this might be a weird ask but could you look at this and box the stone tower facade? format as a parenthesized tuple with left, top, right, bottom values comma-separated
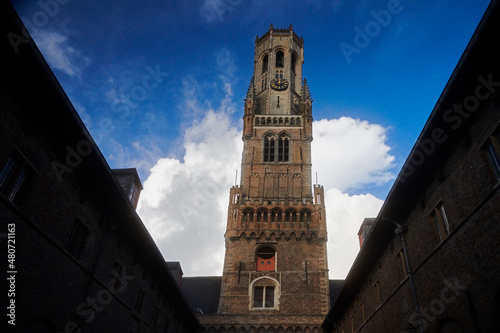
(198, 25, 330, 332)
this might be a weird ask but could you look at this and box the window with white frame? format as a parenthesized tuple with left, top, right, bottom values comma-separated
(251, 277, 278, 310)
(431, 203, 450, 242)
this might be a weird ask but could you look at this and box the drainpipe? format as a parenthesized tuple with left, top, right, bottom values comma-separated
(383, 218, 424, 333)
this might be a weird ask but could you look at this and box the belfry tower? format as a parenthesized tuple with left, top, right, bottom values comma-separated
(199, 25, 329, 332)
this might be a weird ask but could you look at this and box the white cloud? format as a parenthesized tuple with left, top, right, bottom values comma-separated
(137, 50, 242, 275)
(33, 30, 91, 78)
(137, 114, 395, 278)
(107, 139, 164, 178)
(312, 117, 395, 192)
(325, 188, 383, 278)
(137, 107, 242, 276)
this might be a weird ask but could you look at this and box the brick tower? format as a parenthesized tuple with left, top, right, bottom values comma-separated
(199, 25, 330, 332)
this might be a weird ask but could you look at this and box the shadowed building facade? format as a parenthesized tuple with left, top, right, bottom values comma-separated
(322, 1, 500, 332)
(0, 1, 200, 332)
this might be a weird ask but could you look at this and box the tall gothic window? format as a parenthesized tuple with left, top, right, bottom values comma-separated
(276, 50, 284, 68)
(278, 135, 289, 162)
(291, 53, 297, 73)
(264, 135, 275, 162)
(262, 54, 268, 74)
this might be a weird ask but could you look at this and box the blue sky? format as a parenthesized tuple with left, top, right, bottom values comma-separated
(11, 0, 492, 277)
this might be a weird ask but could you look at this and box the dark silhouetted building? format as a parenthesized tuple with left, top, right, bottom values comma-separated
(323, 1, 500, 332)
(0, 1, 200, 332)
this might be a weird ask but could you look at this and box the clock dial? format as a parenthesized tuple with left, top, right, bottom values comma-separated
(270, 78, 289, 91)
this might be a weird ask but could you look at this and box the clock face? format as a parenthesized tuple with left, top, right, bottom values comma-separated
(270, 78, 289, 91)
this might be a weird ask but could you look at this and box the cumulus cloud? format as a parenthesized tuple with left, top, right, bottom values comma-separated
(312, 117, 395, 192)
(325, 188, 383, 278)
(33, 30, 91, 78)
(137, 49, 242, 275)
(107, 139, 164, 178)
(137, 107, 242, 276)
(137, 114, 395, 278)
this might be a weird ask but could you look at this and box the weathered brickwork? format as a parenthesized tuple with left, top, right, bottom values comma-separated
(198, 25, 330, 331)
(323, 2, 500, 332)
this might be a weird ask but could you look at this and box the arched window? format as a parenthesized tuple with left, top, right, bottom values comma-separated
(278, 135, 289, 162)
(300, 209, 311, 222)
(276, 50, 284, 68)
(262, 55, 268, 74)
(255, 118, 260, 125)
(256, 208, 268, 222)
(291, 53, 297, 73)
(284, 209, 296, 222)
(256, 247, 276, 271)
(251, 277, 278, 310)
(242, 208, 255, 223)
(264, 135, 275, 163)
(270, 208, 282, 222)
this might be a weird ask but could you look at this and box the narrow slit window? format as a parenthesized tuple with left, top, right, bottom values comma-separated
(486, 133, 500, 179)
(398, 250, 408, 279)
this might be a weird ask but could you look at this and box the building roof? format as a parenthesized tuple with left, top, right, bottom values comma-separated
(181, 277, 222, 314)
(180, 276, 344, 315)
(329, 280, 344, 306)
(357, 218, 375, 236)
(323, 0, 500, 330)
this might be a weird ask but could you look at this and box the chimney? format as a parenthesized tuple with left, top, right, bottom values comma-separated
(358, 218, 376, 248)
(112, 168, 143, 209)
(166, 262, 183, 286)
